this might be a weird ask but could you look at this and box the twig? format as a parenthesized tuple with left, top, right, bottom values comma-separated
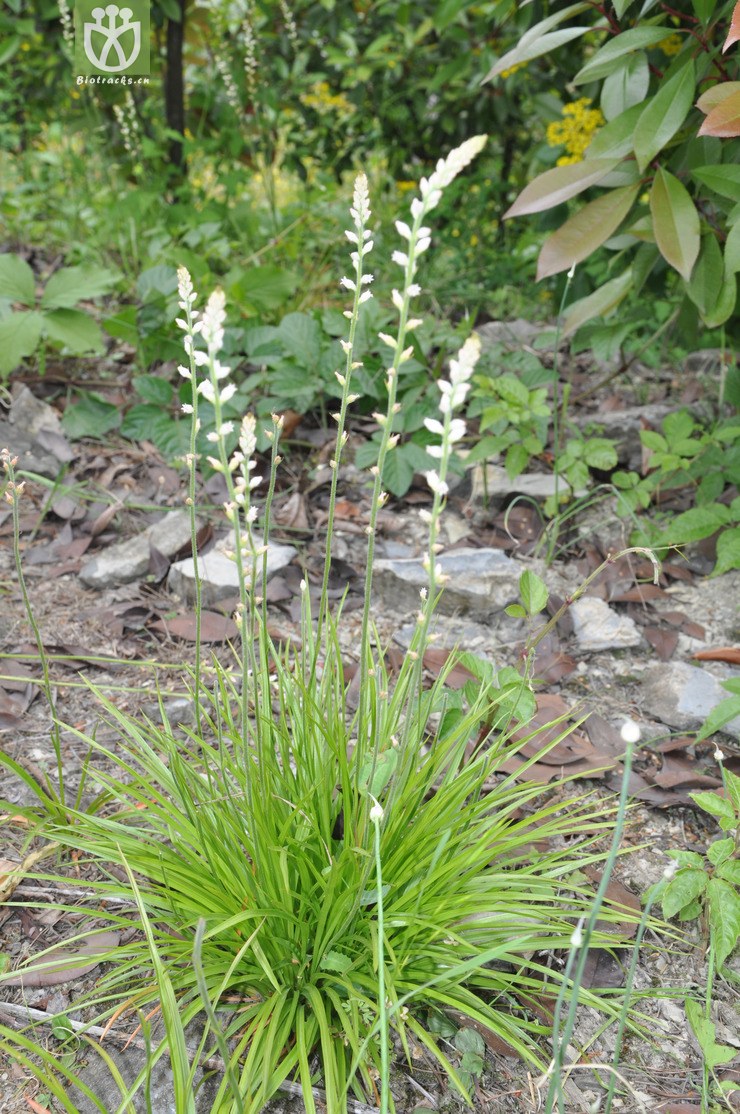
(0, 1001, 380, 1113)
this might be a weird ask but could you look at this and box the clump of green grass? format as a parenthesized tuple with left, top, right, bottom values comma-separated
(1, 139, 654, 1113)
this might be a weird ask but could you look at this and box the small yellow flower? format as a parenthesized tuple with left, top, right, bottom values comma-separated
(500, 60, 526, 79)
(21, 41, 30, 51)
(546, 97, 604, 164)
(658, 33, 682, 56)
(396, 180, 416, 193)
(469, 233, 479, 247)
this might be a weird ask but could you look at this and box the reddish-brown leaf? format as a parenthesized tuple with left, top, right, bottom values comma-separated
(149, 611, 238, 643)
(694, 646, 740, 665)
(644, 626, 679, 660)
(724, 4, 740, 52)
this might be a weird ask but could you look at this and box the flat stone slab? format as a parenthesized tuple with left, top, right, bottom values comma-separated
(168, 536, 297, 607)
(477, 318, 547, 350)
(571, 596, 642, 652)
(80, 511, 198, 589)
(373, 547, 520, 619)
(641, 661, 740, 737)
(469, 463, 587, 504)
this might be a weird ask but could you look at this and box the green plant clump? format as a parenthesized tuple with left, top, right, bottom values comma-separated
(1, 141, 654, 1113)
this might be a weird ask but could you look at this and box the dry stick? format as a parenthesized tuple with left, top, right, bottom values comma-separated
(0, 1001, 380, 1114)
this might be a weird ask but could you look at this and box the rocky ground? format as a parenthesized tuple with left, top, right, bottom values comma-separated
(0, 337, 739, 1112)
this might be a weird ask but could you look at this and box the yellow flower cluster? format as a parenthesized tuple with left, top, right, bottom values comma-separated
(546, 97, 604, 166)
(299, 81, 352, 116)
(658, 33, 682, 56)
(500, 60, 527, 79)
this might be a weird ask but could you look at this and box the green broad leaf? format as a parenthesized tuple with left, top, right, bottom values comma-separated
(0, 254, 36, 306)
(695, 692, 740, 743)
(650, 167, 700, 282)
(319, 950, 353, 974)
(660, 503, 732, 546)
(433, 0, 473, 31)
(454, 1027, 486, 1056)
(662, 868, 708, 919)
(41, 265, 119, 310)
(727, 770, 740, 813)
(228, 265, 298, 313)
(703, 274, 737, 329)
(707, 839, 735, 867)
(518, 569, 548, 616)
(121, 405, 190, 458)
(718, 861, 740, 885)
(103, 305, 138, 345)
(496, 375, 530, 407)
(0, 310, 44, 374)
(699, 89, 740, 138)
(707, 878, 740, 966)
(485, 26, 591, 82)
(691, 0, 716, 25)
(277, 312, 322, 366)
(505, 442, 530, 480)
(686, 233, 725, 317)
(505, 604, 527, 618)
(586, 104, 643, 160)
(536, 185, 639, 281)
(640, 429, 667, 451)
(677, 898, 703, 921)
(381, 443, 416, 497)
(562, 271, 633, 337)
(725, 221, 740, 276)
(601, 52, 650, 121)
(504, 159, 620, 219)
(662, 410, 695, 441)
(583, 437, 618, 470)
(692, 164, 740, 202)
(358, 748, 398, 799)
(689, 791, 736, 827)
(43, 308, 104, 355)
(574, 27, 671, 85)
(132, 374, 174, 406)
(633, 58, 696, 172)
(686, 997, 737, 1067)
(0, 35, 20, 66)
(136, 264, 178, 303)
(613, 0, 636, 15)
(61, 393, 121, 441)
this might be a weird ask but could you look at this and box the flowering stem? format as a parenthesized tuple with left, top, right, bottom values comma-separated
(370, 803, 390, 1114)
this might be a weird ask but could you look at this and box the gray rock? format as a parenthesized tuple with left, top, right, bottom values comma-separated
(641, 661, 740, 737)
(9, 383, 63, 436)
(393, 615, 494, 652)
(373, 547, 520, 619)
(168, 536, 297, 607)
(80, 511, 197, 589)
(477, 318, 548, 350)
(468, 463, 587, 504)
(571, 596, 642, 652)
(0, 417, 66, 478)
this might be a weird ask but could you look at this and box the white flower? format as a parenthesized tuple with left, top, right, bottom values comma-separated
(424, 417, 444, 435)
(369, 797, 384, 823)
(341, 276, 356, 291)
(395, 220, 412, 240)
(198, 380, 216, 403)
(352, 171, 371, 226)
(408, 283, 421, 297)
(392, 250, 408, 267)
(714, 745, 725, 762)
(358, 290, 373, 304)
(620, 719, 641, 744)
(426, 135, 487, 194)
(391, 289, 404, 311)
(426, 471, 448, 496)
(220, 383, 237, 403)
(448, 418, 467, 443)
(201, 289, 227, 352)
(570, 921, 584, 948)
(378, 333, 397, 349)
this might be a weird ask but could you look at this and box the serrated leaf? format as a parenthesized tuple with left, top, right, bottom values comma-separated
(662, 868, 708, 919)
(707, 838, 734, 866)
(43, 308, 104, 355)
(454, 1027, 486, 1056)
(650, 167, 700, 282)
(686, 997, 737, 1066)
(519, 569, 548, 616)
(718, 860, 740, 885)
(536, 185, 639, 281)
(713, 525, 740, 574)
(41, 265, 119, 310)
(699, 88, 740, 137)
(319, 950, 353, 974)
(504, 159, 620, 219)
(583, 437, 618, 470)
(707, 878, 740, 966)
(0, 254, 36, 306)
(633, 59, 696, 172)
(692, 163, 740, 202)
(133, 374, 174, 405)
(724, 3, 740, 52)
(381, 443, 417, 497)
(0, 310, 44, 374)
(690, 791, 736, 825)
(61, 393, 121, 441)
(562, 271, 633, 338)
